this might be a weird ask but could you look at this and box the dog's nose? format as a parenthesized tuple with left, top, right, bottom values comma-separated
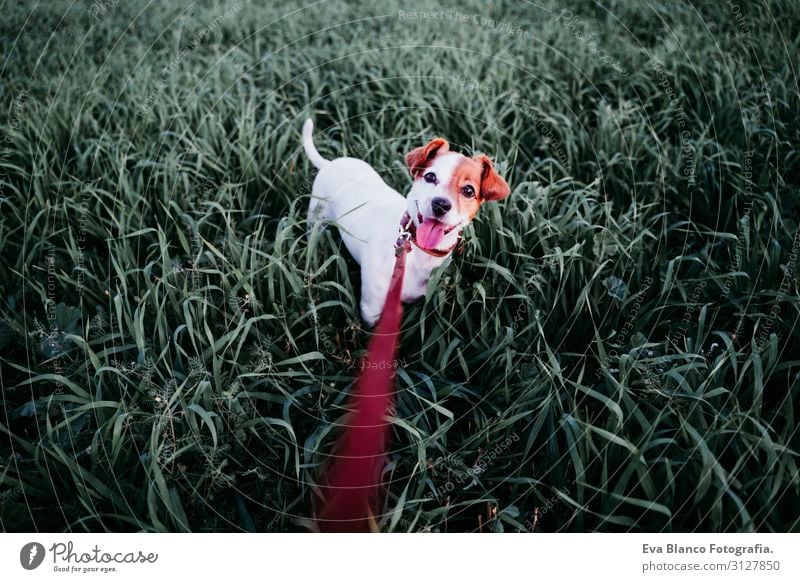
(431, 197, 451, 217)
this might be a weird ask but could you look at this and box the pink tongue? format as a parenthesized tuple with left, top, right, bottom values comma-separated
(416, 219, 446, 250)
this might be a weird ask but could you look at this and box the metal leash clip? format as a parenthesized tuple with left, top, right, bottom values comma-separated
(395, 231, 411, 256)
(395, 214, 412, 255)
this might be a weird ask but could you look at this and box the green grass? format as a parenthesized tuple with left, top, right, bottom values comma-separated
(1, 0, 799, 532)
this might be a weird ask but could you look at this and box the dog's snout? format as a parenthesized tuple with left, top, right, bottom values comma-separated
(431, 197, 451, 217)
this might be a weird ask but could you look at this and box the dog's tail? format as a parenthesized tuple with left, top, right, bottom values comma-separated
(302, 118, 328, 170)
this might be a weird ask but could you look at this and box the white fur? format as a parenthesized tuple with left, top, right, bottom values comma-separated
(303, 120, 466, 326)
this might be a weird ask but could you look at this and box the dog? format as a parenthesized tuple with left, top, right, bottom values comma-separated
(302, 119, 510, 326)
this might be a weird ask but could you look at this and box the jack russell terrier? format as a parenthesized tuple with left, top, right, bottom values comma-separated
(302, 119, 510, 326)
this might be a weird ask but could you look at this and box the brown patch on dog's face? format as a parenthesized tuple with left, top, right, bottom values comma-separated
(405, 138, 449, 178)
(445, 155, 511, 220)
(448, 157, 484, 221)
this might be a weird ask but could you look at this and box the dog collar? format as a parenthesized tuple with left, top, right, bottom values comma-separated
(400, 212, 462, 258)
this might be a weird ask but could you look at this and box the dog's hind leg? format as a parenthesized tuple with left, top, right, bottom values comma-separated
(307, 179, 331, 234)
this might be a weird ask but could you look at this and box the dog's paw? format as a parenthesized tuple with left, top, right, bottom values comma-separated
(360, 313, 379, 328)
(359, 304, 381, 328)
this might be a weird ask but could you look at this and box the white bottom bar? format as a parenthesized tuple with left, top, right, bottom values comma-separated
(1, 533, 798, 581)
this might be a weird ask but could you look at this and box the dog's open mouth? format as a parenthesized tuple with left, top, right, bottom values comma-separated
(415, 212, 458, 250)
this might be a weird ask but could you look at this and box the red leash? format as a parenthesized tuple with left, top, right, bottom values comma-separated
(315, 227, 413, 532)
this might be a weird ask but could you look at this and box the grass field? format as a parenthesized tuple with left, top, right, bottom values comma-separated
(1, 0, 799, 533)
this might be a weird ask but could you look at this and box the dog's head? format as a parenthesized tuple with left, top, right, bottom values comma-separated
(404, 138, 510, 252)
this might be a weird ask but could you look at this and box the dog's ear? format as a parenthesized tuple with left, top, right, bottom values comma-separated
(406, 138, 449, 178)
(474, 154, 511, 201)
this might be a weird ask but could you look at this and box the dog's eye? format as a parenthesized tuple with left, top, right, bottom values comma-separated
(461, 185, 476, 198)
(423, 172, 437, 184)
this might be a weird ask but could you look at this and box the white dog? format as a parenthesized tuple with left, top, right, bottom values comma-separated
(302, 119, 510, 326)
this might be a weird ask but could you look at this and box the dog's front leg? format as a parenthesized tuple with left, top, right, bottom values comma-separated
(359, 261, 393, 327)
